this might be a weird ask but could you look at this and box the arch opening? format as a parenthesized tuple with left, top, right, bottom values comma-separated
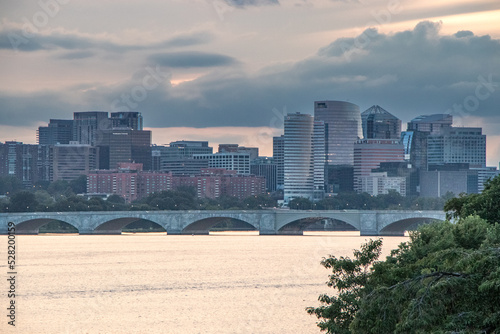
(16, 219, 79, 235)
(122, 220, 166, 233)
(279, 217, 358, 235)
(380, 218, 444, 236)
(94, 217, 163, 235)
(183, 217, 257, 235)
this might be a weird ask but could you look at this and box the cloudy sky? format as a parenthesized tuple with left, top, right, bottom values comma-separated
(1, 0, 499, 164)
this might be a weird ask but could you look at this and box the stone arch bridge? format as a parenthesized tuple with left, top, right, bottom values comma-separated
(0, 210, 446, 236)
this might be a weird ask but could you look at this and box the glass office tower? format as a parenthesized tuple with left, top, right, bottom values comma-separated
(314, 101, 362, 166)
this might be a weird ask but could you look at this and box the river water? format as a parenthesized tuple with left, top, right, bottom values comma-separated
(1, 233, 407, 334)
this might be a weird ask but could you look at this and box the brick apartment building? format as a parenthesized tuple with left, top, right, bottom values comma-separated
(87, 164, 265, 203)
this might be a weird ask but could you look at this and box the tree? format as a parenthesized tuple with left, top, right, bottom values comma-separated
(306, 239, 383, 334)
(0, 176, 23, 195)
(445, 174, 500, 224)
(106, 194, 128, 211)
(34, 190, 55, 211)
(307, 216, 500, 333)
(9, 191, 38, 212)
(69, 175, 87, 194)
(289, 197, 313, 210)
(47, 180, 73, 198)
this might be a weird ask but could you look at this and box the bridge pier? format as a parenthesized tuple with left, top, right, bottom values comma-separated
(181, 230, 209, 235)
(259, 230, 277, 235)
(359, 212, 378, 236)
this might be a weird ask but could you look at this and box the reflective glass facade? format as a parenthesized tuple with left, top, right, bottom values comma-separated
(283, 113, 315, 202)
(314, 101, 362, 166)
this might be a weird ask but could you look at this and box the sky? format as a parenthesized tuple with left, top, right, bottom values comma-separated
(0, 0, 499, 165)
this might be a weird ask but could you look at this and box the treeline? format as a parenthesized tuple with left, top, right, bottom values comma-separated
(0, 175, 450, 213)
(289, 191, 451, 211)
(0, 175, 279, 212)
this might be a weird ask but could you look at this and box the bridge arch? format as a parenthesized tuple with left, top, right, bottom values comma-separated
(122, 220, 166, 233)
(182, 216, 258, 235)
(94, 217, 165, 234)
(279, 216, 358, 235)
(380, 217, 445, 236)
(15, 218, 79, 234)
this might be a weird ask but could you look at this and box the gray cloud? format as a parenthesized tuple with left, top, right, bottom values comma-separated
(149, 52, 237, 68)
(58, 51, 96, 60)
(1, 22, 499, 138)
(0, 29, 213, 53)
(224, 0, 279, 7)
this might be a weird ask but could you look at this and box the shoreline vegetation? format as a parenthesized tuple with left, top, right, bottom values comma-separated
(307, 175, 500, 333)
(1, 175, 449, 215)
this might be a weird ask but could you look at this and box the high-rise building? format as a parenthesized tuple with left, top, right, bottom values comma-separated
(283, 113, 325, 202)
(110, 112, 143, 130)
(427, 127, 486, 168)
(372, 162, 419, 196)
(407, 114, 453, 134)
(313, 121, 326, 200)
(273, 135, 285, 190)
(37, 119, 74, 145)
(0, 142, 39, 188)
(37, 145, 51, 183)
(471, 167, 500, 193)
(326, 165, 354, 194)
(284, 113, 314, 202)
(73, 111, 111, 146)
(152, 141, 213, 175)
(170, 141, 213, 155)
(420, 169, 479, 197)
(219, 144, 259, 161)
(171, 168, 265, 200)
(51, 144, 99, 181)
(87, 163, 173, 203)
(361, 105, 401, 139)
(353, 139, 405, 192)
(97, 129, 152, 170)
(402, 114, 453, 171)
(193, 153, 251, 175)
(314, 100, 362, 166)
(251, 157, 277, 192)
(359, 172, 407, 197)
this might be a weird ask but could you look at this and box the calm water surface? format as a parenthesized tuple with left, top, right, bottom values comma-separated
(1, 233, 407, 334)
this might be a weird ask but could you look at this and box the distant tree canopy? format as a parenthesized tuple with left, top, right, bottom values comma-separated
(0, 176, 23, 195)
(290, 191, 448, 211)
(1, 175, 461, 213)
(307, 215, 500, 333)
(0, 186, 280, 213)
(444, 174, 500, 224)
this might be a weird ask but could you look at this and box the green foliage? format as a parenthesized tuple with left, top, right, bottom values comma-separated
(315, 191, 446, 211)
(47, 180, 74, 197)
(34, 190, 55, 210)
(289, 197, 314, 210)
(445, 175, 500, 224)
(69, 175, 87, 194)
(0, 176, 23, 195)
(306, 239, 383, 334)
(9, 191, 38, 212)
(308, 216, 500, 334)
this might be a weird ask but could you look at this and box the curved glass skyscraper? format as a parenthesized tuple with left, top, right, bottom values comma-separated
(283, 113, 325, 203)
(314, 101, 362, 166)
(284, 113, 314, 202)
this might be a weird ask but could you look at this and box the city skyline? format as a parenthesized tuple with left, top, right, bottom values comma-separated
(1, 1, 499, 165)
